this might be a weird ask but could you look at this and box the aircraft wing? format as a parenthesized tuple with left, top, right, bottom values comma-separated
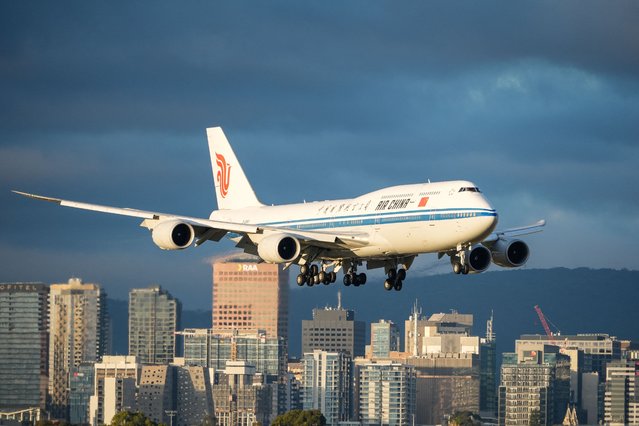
(483, 219, 546, 242)
(12, 190, 368, 249)
(12, 190, 258, 236)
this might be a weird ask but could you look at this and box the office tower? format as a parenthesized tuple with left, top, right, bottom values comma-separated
(480, 312, 497, 417)
(370, 319, 400, 359)
(498, 346, 570, 426)
(48, 278, 109, 420)
(212, 254, 289, 340)
(89, 356, 141, 426)
(212, 361, 272, 426)
(402, 308, 482, 425)
(129, 285, 181, 365)
(354, 360, 416, 426)
(301, 292, 365, 357)
(137, 365, 176, 425)
(69, 363, 95, 425)
(407, 354, 480, 425)
(302, 350, 352, 425)
(604, 360, 639, 425)
(183, 329, 287, 380)
(405, 307, 473, 356)
(0, 282, 49, 418)
(176, 366, 214, 426)
(517, 333, 621, 379)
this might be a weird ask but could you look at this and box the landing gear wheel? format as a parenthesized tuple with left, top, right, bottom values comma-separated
(329, 272, 337, 283)
(462, 264, 470, 275)
(388, 268, 397, 280)
(358, 273, 367, 285)
(310, 264, 319, 276)
(300, 265, 309, 275)
(307, 280, 314, 287)
(384, 279, 394, 291)
(453, 262, 462, 274)
(343, 274, 352, 286)
(394, 280, 403, 291)
(313, 274, 321, 285)
(318, 271, 326, 283)
(296, 274, 306, 286)
(397, 269, 406, 281)
(353, 274, 361, 287)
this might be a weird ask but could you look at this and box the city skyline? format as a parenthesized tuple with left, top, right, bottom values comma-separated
(1, 2, 638, 306)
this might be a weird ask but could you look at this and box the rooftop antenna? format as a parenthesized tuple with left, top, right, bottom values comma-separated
(486, 310, 495, 342)
(337, 289, 342, 310)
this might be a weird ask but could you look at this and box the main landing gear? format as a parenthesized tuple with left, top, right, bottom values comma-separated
(296, 264, 337, 287)
(343, 267, 367, 287)
(383, 268, 407, 291)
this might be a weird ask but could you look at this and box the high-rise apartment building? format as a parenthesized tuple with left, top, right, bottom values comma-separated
(212, 361, 272, 426)
(137, 365, 176, 425)
(0, 283, 49, 417)
(498, 346, 571, 426)
(212, 254, 288, 340)
(129, 285, 181, 365)
(48, 278, 109, 420)
(302, 350, 352, 425)
(89, 355, 141, 426)
(69, 363, 95, 425)
(301, 293, 365, 357)
(604, 360, 639, 425)
(370, 319, 400, 359)
(355, 360, 416, 426)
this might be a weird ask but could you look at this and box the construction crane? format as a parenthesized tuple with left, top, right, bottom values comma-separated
(533, 305, 559, 342)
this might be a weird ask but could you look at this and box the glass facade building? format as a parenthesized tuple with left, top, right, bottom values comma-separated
(129, 286, 181, 365)
(370, 319, 400, 359)
(0, 282, 49, 412)
(183, 329, 287, 380)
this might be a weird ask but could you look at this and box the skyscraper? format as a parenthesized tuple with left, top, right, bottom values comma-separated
(302, 350, 352, 425)
(129, 285, 181, 365)
(480, 312, 497, 417)
(370, 319, 400, 359)
(0, 282, 49, 417)
(301, 292, 365, 357)
(212, 254, 288, 340)
(498, 346, 570, 426)
(137, 365, 176, 425)
(48, 278, 109, 420)
(354, 360, 416, 426)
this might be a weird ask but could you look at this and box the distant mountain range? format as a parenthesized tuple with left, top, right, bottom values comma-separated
(108, 267, 639, 360)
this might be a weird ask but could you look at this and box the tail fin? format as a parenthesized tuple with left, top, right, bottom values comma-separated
(206, 127, 264, 210)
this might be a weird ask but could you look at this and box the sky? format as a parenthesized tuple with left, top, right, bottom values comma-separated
(1, 2, 638, 309)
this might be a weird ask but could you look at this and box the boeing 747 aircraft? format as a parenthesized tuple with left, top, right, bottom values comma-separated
(14, 127, 544, 291)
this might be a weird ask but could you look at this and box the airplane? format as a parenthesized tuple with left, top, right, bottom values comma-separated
(13, 126, 545, 291)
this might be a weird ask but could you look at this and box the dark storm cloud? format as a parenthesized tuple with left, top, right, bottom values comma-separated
(1, 1, 638, 307)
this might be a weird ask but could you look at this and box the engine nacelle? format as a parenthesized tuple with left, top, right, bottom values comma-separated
(257, 234, 301, 263)
(466, 244, 492, 273)
(151, 220, 195, 250)
(488, 238, 529, 268)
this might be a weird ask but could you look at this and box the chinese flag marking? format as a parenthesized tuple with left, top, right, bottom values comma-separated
(418, 197, 429, 207)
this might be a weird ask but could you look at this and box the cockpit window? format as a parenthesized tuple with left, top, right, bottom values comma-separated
(459, 187, 481, 193)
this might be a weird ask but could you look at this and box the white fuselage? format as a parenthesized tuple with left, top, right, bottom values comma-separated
(210, 180, 498, 259)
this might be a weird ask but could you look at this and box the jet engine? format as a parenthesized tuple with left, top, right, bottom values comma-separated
(257, 234, 301, 263)
(487, 238, 529, 268)
(466, 244, 492, 273)
(151, 220, 195, 250)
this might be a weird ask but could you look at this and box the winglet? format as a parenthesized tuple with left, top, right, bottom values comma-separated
(12, 190, 62, 204)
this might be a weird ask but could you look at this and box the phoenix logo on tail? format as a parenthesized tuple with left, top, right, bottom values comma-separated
(215, 152, 231, 198)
